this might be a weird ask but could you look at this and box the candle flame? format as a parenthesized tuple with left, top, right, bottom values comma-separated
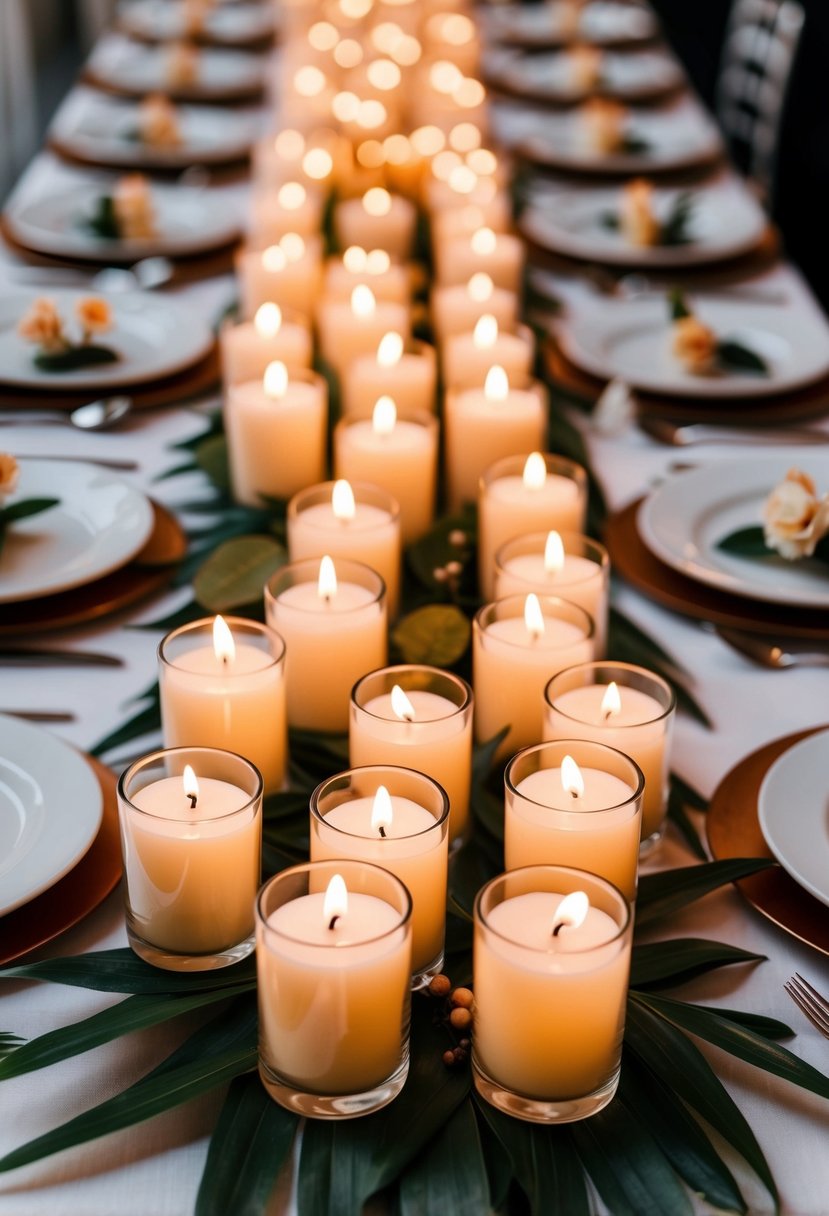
(343, 245, 367, 272)
(332, 479, 356, 521)
(544, 531, 565, 574)
(273, 129, 304, 159)
(371, 785, 394, 836)
(561, 754, 584, 799)
(351, 284, 376, 318)
(318, 554, 338, 601)
(602, 681, 621, 720)
(277, 181, 307, 211)
(324, 873, 348, 930)
(473, 313, 498, 350)
(522, 452, 547, 491)
(524, 593, 545, 640)
(365, 249, 391, 274)
(467, 271, 493, 302)
(303, 147, 333, 179)
(377, 331, 404, 368)
(254, 303, 282, 339)
(182, 764, 199, 807)
(363, 187, 392, 217)
(552, 891, 589, 937)
(449, 164, 478, 195)
(471, 227, 497, 256)
(262, 245, 287, 272)
(263, 361, 288, 399)
(391, 683, 415, 721)
(484, 364, 509, 403)
(372, 395, 397, 435)
(280, 232, 306, 262)
(213, 614, 235, 664)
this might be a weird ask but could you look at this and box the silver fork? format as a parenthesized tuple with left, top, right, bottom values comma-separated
(785, 974, 829, 1037)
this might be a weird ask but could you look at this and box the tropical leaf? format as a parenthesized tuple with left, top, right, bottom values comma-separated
(717, 341, 768, 376)
(0, 948, 255, 995)
(0, 1034, 22, 1059)
(0, 497, 60, 525)
(636, 858, 774, 926)
(196, 433, 231, 492)
(667, 771, 708, 859)
(476, 1103, 591, 1216)
(391, 604, 471, 667)
(629, 939, 765, 990)
(607, 607, 711, 727)
(716, 526, 771, 558)
(193, 535, 287, 612)
(399, 1099, 489, 1216)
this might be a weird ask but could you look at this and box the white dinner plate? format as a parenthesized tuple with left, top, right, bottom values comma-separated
(758, 730, 829, 908)
(485, 46, 682, 102)
(4, 181, 243, 261)
(50, 92, 259, 168)
(0, 715, 103, 915)
(557, 292, 829, 398)
(87, 38, 265, 100)
(120, 0, 274, 45)
(490, 95, 722, 174)
(638, 456, 829, 606)
(484, 1, 657, 48)
(520, 175, 767, 267)
(0, 289, 213, 390)
(0, 460, 155, 603)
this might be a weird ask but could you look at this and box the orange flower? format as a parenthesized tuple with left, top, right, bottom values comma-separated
(75, 296, 113, 337)
(17, 297, 66, 352)
(138, 94, 181, 147)
(0, 453, 19, 501)
(671, 314, 717, 374)
(620, 179, 660, 247)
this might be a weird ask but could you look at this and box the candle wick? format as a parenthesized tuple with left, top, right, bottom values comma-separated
(222, 656, 229, 668)
(403, 713, 414, 723)
(328, 915, 340, 931)
(552, 921, 565, 937)
(569, 788, 579, 800)
(188, 794, 197, 810)
(602, 708, 613, 722)
(378, 825, 387, 838)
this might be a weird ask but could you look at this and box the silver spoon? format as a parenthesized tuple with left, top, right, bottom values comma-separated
(11, 255, 175, 294)
(0, 395, 133, 431)
(640, 416, 829, 448)
(715, 626, 829, 669)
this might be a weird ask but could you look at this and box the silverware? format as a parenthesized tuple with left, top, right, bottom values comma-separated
(1, 710, 76, 722)
(0, 649, 123, 667)
(9, 454, 139, 471)
(715, 627, 829, 669)
(0, 395, 133, 432)
(616, 273, 788, 306)
(10, 255, 175, 294)
(785, 974, 829, 1038)
(640, 416, 829, 448)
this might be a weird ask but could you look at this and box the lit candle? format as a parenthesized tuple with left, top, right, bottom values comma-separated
(256, 861, 412, 1115)
(334, 187, 417, 259)
(317, 284, 411, 379)
(158, 617, 287, 793)
(350, 665, 474, 844)
(494, 531, 610, 655)
(505, 742, 643, 901)
(249, 180, 324, 244)
(324, 247, 411, 304)
(430, 195, 513, 245)
(236, 235, 324, 319)
(287, 479, 402, 616)
(441, 314, 535, 390)
(118, 748, 262, 967)
(220, 304, 313, 385)
(543, 663, 676, 851)
(473, 594, 594, 761)
(478, 453, 588, 600)
(444, 367, 548, 511)
(224, 362, 327, 506)
(435, 226, 525, 292)
(333, 398, 438, 542)
(472, 866, 633, 1122)
(431, 273, 519, 343)
(310, 767, 450, 982)
(342, 331, 438, 418)
(264, 556, 388, 732)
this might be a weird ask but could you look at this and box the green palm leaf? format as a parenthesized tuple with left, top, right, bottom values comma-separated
(630, 939, 765, 989)
(475, 1101, 590, 1216)
(636, 858, 774, 925)
(399, 1099, 489, 1216)
(0, 948, 255, 994)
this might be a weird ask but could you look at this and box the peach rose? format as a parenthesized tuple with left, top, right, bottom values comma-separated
(763, 469, 829, 559)
(0, 453, 19, 503)
(671, 314, 717, 374)
(17, 297, 66, 352)
(113, 174, 156, 240)
(620, 179, 660, 247)
(581, 98, 626, 154)
(165, 41, 199, 88)
(75, 296, 114, 340)
(568, 45, 602, 92)
(138, 94, 181, 147)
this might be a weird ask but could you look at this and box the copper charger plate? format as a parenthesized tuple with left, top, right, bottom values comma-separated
(604, 499, 829, 640)
(0, 500, 187, 636)
(707, 728, 829, 957)
(0, 755, 122, 965)
(81, 65, 264, 107)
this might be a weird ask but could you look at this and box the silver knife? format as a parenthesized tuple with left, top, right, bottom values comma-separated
(2, 710, 76, 722)
(0, 649, 124, 667)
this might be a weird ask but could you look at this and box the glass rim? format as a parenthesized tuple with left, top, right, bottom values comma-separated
(287, 479, 401, 525)
(474, 864, 631, 952)
(480, 451, 588, 492)
(351, 664, 473, 720)
(474, 593, 595, 648)
(494, 529, 609, 578)
(543, 660, 677, 724)
(256, 859, 413, 950)
(118, 746, 264, 824)
(310, 764, 450, 839)
(334, 406, 438, 433)
(264, 556, 387, 612)
(158, 615, 286, 671)
(226, 365, 326, 396)
(504, 740, 646, 812)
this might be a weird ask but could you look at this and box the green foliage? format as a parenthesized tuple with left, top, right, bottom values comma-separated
(717, 340, 769, 376)
(34, 344, 118, 371)
(193, 535, 287, 612)
(391, 603, 471, 666)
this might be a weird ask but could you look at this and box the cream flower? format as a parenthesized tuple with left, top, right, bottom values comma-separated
(671, 314, 717, 374)
(568, 45, 602, 92)
(17, 297, 66, 352)
(580, 98, 626, 155)
(138, 94, 181, 147)
(763, 469, 829, 559)
(620, 179, 660, 247)
(183, 0, 210, 36)
(113, 174, 156, 240)
(0, 453, 19, 503)
(75, 296, 114, 339)
(166, 41, 199, 88)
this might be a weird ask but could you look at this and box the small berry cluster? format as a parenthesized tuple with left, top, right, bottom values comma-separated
(427, 973, 474, 1068)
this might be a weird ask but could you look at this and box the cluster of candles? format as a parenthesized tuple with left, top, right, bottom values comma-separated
(116, 0, 675, 1126)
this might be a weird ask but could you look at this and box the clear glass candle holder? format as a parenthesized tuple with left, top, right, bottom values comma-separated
(505, 741, 644, 902)
(473, 865, 633, 1124)
(350, 665, 473, 845)
(543, 662, 676, 854)
(117, 747, 263, 971)
(310, 764, 449, 988)
(158, 616, 287, 794)
(256, 859, 413, 1119)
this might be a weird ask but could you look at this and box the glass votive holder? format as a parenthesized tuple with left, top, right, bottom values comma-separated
(473, 594, 595, 763)
(543, 662, 676, 854)
(117, 747, 263, 971)
(505, 741, 644, 902)
(349, 665, 474, 845)
(256, 859, 413, 1118)
(494, 531, 610, 656)
(310, 765, 449, 988)
(264, 557, 387, 733)
(158, 616, 287, 794)
(472, 865, 633, 1124)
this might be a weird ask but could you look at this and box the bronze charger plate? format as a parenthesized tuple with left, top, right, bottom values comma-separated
(707, 728, 829, 957)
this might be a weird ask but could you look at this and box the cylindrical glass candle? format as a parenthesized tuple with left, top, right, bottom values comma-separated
(431, 278, 519, 344)
(256, 859, 412, 1118)
(158, 617, 287, 793)
(342, 336, 438, 418)
(118, 747, 263, 970)
(287, 480, 402, 617)
(350, 666, 473, 844)
(264, 557, 387, 733)
(505, 741, 644, 901)
(494, 531, 610, 656)
(473, 595, 595, 762)
(310, 765, 449, 986)
(478, 454, 588, 601)
(543, 663, 676, 853)
(317, 289, 411, 380)
(236, 237, 324, 319)
(219, 306, 312, 386)
(434, 228, 524, 292)
(442, 320, 535, 391)
(473, 866, 633, 1123)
